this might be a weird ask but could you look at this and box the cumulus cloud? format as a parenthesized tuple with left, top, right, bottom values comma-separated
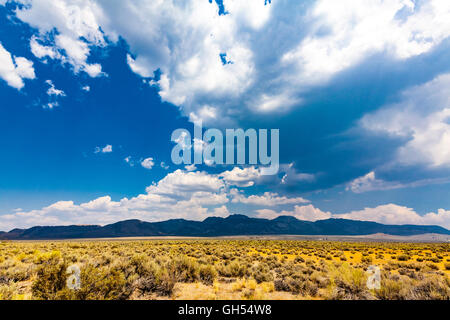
(347, 171, 450, 194)
(43, 80, 66, 109)
(16, 0, 106, 77)
(231, 189, 309, 206)
(127, 54, 152, 78)
(102, 145, 112, 153)
(124, 156, 133, 166)
(256, 203, 450, 229)
(335, 204, 450, 229)
(0, 43, 35, 89)
(30, 36, 59, 61)
(41, 79, 67, 109)
(46, 80, 65, 96)
(104, 0, 260, 123)
(95, 144, 112, 154)
(256, 205, 332, 222)
(8, 0, 448, 124)
(282, 0, 450, 86)
(346, 172, 404, 193)
(141, 157, 155, 170)
(160, 162, 169, 170)
(185, 164, 197, 172)
(280, 163, 315, 186)
(219, 166, 261, 187)
(0, 169, 231, 231)
(361, 73, 450, 168)
(1, 167, 449, 230)
(146, 169, 225, 198)
(1, 166, 309, 230)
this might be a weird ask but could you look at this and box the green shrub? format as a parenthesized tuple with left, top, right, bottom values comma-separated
(31, 251, 68, 300)
(168, 256, 200, 282)
(199, 264, 217, 285)
(217, 260, 248, 278)
(134, 262, 175, 296)
(397, 254, 410, 261)
(274, 277, 318, 296)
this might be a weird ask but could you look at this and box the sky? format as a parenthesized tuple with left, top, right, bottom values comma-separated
(1, 0, 450, 231)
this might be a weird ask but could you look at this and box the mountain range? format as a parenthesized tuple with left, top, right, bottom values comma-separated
(0, 215, 449, 240)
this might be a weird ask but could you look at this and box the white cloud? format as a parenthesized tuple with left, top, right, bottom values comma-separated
(282, 0, 450, 85)
(54, 34, 103, 77)
(30, 36, 60, 60)
(280, 163, 315, 185)
(347, 171, 450, 194)
(45, 80, 66, 96)
(43, 102, 59, 110)
(9, 0, 450, 123)
(0, 43, 35, 89)
(83, 62, 103, 78)
(95, 144, 112, 154)
(146, 169, 225, 197)
(40, 80, 66, 109)
(251, 93, 302, 114)
(102, 145, 112, 153)
(256, 205, 332, 222)
(219, 166, 261, 187)
(127, 54, 152, 78)
(82, 85, 90, 92)
(231, 189, 309, 206)
(185, 164, 197, 172)
(361, 73, 450, 168)
(0, 169, 231, 230)
(14, 57, 36, 80)
(141, 157, 155, 170)
(420, 209, 450, 230)
(347, 172, 403, 193)
(211, 205, 231, 218)
(124, 156, 134, 167)
(120, 0, 450, 121)
(15, 0, 106, 77)
(160, 162, 169, 170)
(0, 167, 449, 230)
(335, 204, 450, 229)
(256, 203, 450, 229)
(189, 105, 218, 123)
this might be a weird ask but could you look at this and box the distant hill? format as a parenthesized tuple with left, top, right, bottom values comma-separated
(0, 215, 450, 240)
(1, 215, 449, 240)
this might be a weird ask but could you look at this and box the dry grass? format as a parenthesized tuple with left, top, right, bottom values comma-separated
(0, 239, 448, 300)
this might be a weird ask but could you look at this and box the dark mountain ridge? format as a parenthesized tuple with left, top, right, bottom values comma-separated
(1, 214, 449, 240)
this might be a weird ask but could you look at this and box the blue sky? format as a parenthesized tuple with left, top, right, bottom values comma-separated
(1, 0, 450, 231)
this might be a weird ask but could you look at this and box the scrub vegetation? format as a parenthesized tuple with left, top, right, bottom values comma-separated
(0, 240, 448, 300)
